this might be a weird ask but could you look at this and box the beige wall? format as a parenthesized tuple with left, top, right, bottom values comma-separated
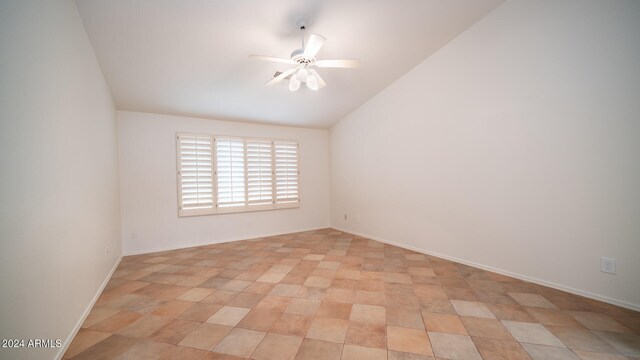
(0, 1, 121, 359)
(117, 111, 330, 255)
(330, 0, 640, 310)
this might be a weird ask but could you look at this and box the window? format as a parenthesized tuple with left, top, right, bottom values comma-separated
(177, 133, 299, 216)
(275, 141, 299, 204)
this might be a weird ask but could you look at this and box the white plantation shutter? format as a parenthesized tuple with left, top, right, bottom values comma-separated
(177, 133, 299, 216)
(274, 141, 299, 204)
(177, 134, 214, 215)
(216, 138, 246, 208)
(246, 140, 273, 206)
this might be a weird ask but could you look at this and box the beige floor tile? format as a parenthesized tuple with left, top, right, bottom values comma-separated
(117, 314, 172, 338)
(115, 339, 174, 359)
(63, 329, 111, 358)
(345, 321, 386, 348)
(350, 303, 386, 325)
(71, 335, 138, 360)
(206, 306, 250, 326)
(472, 337, 533, 360)
(521, 343, 580, 360)
(428, 332, 481, 360)
(341, 344, 387, 360)
(460, 316, 511, 339)
(255, 295, 292, 312)
(178, 323, 231, 350)
(508, 293, 557, 309)
(355, 290, 386, 306)
(178, 303, 223, 322)
(451, 300, 496, 319)
(236, 308, 282, 331)
(546, 326, 620, 353)
(336, 269, 361, 280)
(387, 326, 433, 356)
(252, 333, 303, 360)
(257, 272, 288, 283)
(81, 308, 120, 328)
(502, 320, 565, 347)
(525, 308, 585, 328)
(227, 292, 265, 309)
(245, 281, 276, 295)
(387, 307, 425, 329)
(134, 283, 191, 299)
(152, 299, 195, 317)
(286, 298, 321, 316)
(295, 286, 327, 301)
(270, 284, 303, 297)
(270, 264, 296, 273)
(103, 293, 166, 314)
(158, 346, 208, 360)
(570, 312, 632, 333)
(295, 338, 342, 360)
(414, 285, 448, 300)
(270, 313, 314, 337)
(385, 273, 413, 284)
(419, 298, 456, 315)
(316, 301, 353, 319)
(408, 268, 436, 277)
(387, 351, 434, 360)
(423, 313, 468, 335)
(222, 279, 253, 292)
(202, 290, 239, 305)
(307, 317, 349, 343)
(177, 287, 214, 302)
(572, 350, 629, 360)
(325, 288, 356, 303)
(149, 319, 200, 344)
(90, 311, 144, 332)
(319, 261, 341, 270)
(593, 331, 640, 357)
(213, 328, 266, 357)
(303, 276, 332, 288)
(486, 303, 538, 323)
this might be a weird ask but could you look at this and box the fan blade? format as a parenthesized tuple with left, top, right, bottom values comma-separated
(315, 59, 360, 68)
(266, 67, 298, 86)
(303, 34, 326, 58)
(249, 55, 294, 64)
(309, 69, 327, 89)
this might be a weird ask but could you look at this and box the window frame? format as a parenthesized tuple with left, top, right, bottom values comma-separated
(176, 132, 300, 217)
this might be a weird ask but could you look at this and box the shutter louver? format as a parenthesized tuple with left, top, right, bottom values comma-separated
(274, 141, 299, 204)
(177, 134, 214, 214)
(216, 138, 246, 208)
(247, 140, 273, 206)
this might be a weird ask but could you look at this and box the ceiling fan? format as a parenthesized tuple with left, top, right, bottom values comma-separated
(249, 20, 360, 91)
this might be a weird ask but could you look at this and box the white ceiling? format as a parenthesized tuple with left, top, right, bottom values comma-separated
(76, 0, 504, 129)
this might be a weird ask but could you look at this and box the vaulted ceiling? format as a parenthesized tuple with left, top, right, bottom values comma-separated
(76, 0, 504, 128)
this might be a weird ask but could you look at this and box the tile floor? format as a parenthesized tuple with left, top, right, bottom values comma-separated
(64, 229, 640, 359)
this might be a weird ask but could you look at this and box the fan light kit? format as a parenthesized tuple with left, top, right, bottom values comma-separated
(249, 20, 360, 91)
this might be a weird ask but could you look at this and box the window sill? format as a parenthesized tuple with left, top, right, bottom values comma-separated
(178, 202, 299, 217)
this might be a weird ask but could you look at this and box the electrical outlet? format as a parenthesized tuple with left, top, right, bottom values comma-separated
(131, 233, 137, 240)
(344, 214, 348, 221)
(600, 257, 616, 274)
(106, 246, 110, 256)
(355, 216, 360, 224)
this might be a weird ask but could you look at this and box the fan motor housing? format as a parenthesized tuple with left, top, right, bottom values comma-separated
(290, 49, 314, 64)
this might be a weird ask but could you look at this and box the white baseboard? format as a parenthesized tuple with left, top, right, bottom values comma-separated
(56, 256, 122, 360)
(331, 226, 640, 312)
(123, 226, 329, 256)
